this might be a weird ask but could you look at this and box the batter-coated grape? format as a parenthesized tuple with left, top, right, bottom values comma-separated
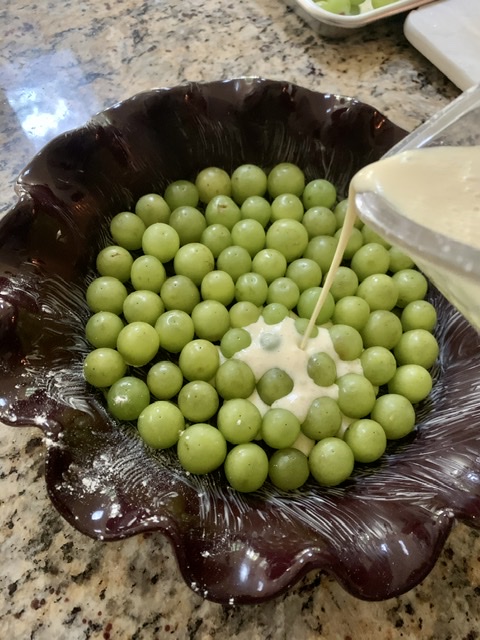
(257, 368, 294, 405)
(268, 448, 310, 491)
(309, 437, 355, 487)
(178, 381, 220, 422)
(220, 327, 252, 358)
(307, 352, 337, 387)
(224, 443, 269, 492)
(301, 396, 342, 440)
(137, 401, 185, 449)
(177, 423, 227, 474)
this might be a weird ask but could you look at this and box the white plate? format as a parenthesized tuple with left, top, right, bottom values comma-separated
(290, 0, 434, 37)
(404, 0, 480, 90)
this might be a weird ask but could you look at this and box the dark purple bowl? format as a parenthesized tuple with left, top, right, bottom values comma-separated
(1, 78, 479, 605)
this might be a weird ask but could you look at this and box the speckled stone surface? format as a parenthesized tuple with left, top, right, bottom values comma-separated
(1, 0, 479, 638)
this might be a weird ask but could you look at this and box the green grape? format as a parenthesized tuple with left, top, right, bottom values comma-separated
(173, 242, 215, 286)
(388, 246, 415, 273)
(270, 193, 304, 222)
(230, 218, 266, 256)
(401, 300, 437, 332)
(83, 348, 127, 388)
(177, 380, 220, 422)
(327, 266, 359, 301)
(215, 359, 256, 399)
(235, 272, 269, 306)
(361, 309, 403, 349)
(123, 290, 164, 325)
(110, 211, 146, 250)
(251, 248, 287, 284)
(329, 324, 363, 361)
(195, 167, 232, 203)
(160, 275, 201, 313)
(309, 437, 355, 487)
(217, 398, 262, 444)
(147, 361, 184, 400)
(205, 195, 241, 229)
(297, 287, 335, 325)
(191, 300, 230, 342)
(285, 258, 322, 292)
(307, 352, 337, 387)
(268, 448, 310, 490)
(337, 373, 376, 419)
(155, 309, 195, 353)
(257, 368, 294, 405)
(107, 376, 151, 421)
(141, 222, 180, 263)
(224, 442, 269, 492)
(200, 223, 232, 258)
(361, 224, 390, 249)
(334, 226, 364, 260)
(302, 178, 336, 209)
(216, 245, 252, 282)
(344, 419, 387, 463)
(178, 339, 220, 381)
(266, 277, 300, 309)
(360, 346, 397, 386)
(261, 408, 301, 449)
(96, 245, 133, 282)
(177, 423, 227, 474)
(334, 200, 363, 230)
(220, 327, 252, 357)
(169, 206, 207, 245)
(394, 329, 439, 368)
(301, 396, 342, 440)
(392, 269, 428, 308)
(117, 321, 160, 366)
(371, 393, 416, 440)
(259, 331, 282, 351)
(388, 364, 433, 403)
(350, 242, 390, 281)
(357, 273, 399, 311)
(332, 295, 370, 331)
(302, 206, 337, 238)
(267, 163, 305, 199)
(263, 302, 290, 325)
(200, 270, 235, 305)
(231, 164, 268, 205)
(85, 311, 125, 349)
(137, 401, 185, 449)
(303, 235, 338, 274)
(164, 180, 199, 210)
(265, 219, 309, 262)
(135, 193, 171, 226)
(86, 276, 128, 315)
(130, 255, 167, 293)
(229, 301, 261, 327)
(240, 196, 272, 227)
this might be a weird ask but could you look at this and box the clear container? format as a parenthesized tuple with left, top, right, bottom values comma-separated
(355, 84, 480, 330)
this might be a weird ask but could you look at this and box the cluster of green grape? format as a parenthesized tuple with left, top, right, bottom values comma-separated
(83, 162, 439, 493)
(316, 0, 398, 16)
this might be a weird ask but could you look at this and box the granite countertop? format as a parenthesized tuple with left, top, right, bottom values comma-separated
(1, 0, 479, 638)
